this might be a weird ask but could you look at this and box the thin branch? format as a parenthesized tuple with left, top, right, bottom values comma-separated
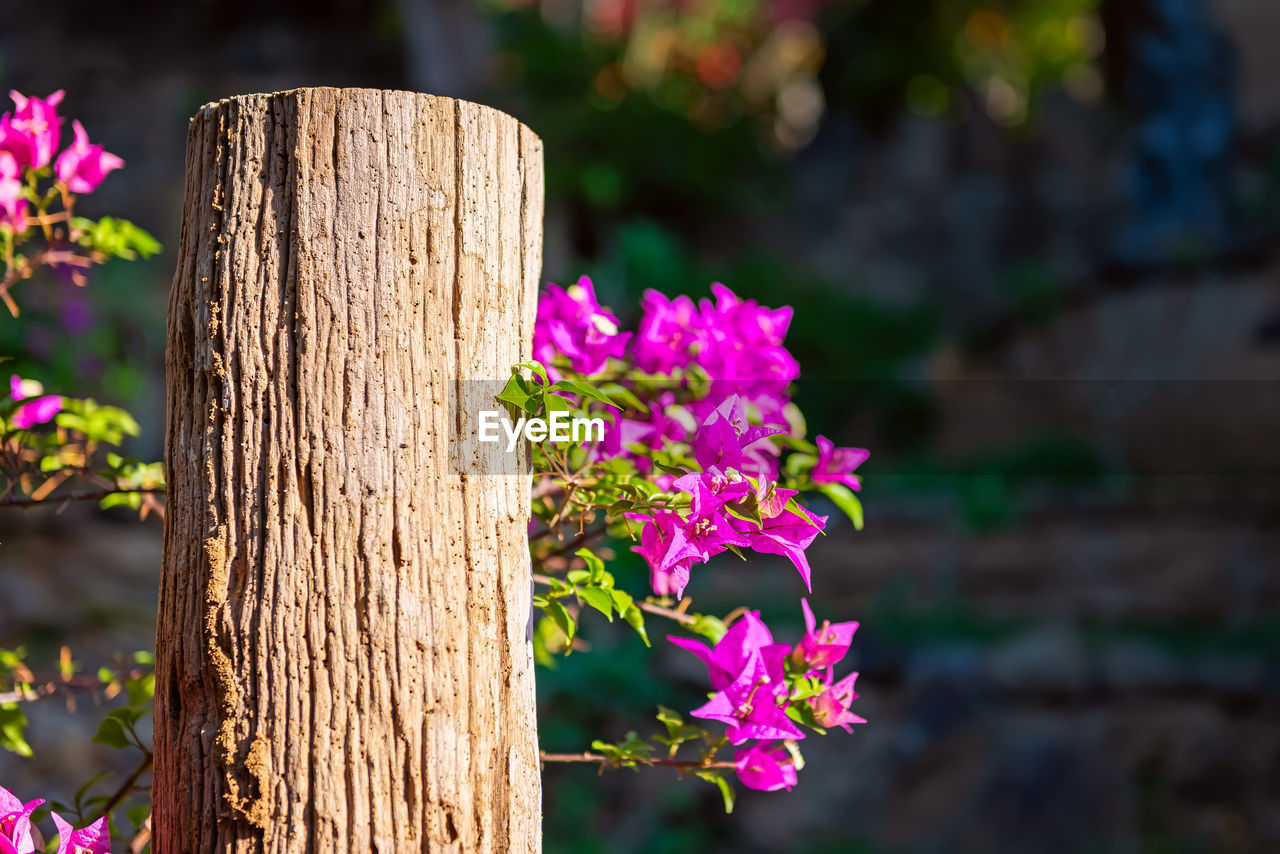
(637, 599, 697, 626)
(539, 751, 735, 770)
(531, 573, 698, 626)
(95, 752, 152, 820)
(531, 477, 562, 501)
(531, 526, 605, 560)
(1, 245, 99, 317)
(0, 668, 147, 705)
(0, 486, 164, 509)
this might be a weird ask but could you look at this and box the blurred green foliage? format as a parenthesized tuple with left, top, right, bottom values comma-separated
(823, 0, 1103, 126)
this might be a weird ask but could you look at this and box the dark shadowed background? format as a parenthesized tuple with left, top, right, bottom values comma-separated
(1, 1, 1278, 851)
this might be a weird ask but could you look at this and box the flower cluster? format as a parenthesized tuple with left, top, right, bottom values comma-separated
(528, 276, 869, 798)
(531, 277, 865, 597)
(532, 276, 630, 377)
(0, 90, 123, 234)
(636, 284, 798, 426)
(669, 601, 863, 791)
(628, 397, 825, 597)
(6, 375, 62, 430)
(1, 785, 109, 854)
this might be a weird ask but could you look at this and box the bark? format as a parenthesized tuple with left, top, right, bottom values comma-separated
(155, 87, 544, 853)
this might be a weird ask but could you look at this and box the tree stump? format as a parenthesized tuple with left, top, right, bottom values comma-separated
(156, 88, 543, 852)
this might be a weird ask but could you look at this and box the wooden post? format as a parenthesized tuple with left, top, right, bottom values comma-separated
(155, 88, 543, 852)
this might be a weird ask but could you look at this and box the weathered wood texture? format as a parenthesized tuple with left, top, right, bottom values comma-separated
(156, 88, 543, 853)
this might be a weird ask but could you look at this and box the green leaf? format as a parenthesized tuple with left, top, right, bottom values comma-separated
(694, 770, 736, 814)
(590, 732, 654, 768)
(495, 374, 540, 414)
(578, 586, 613, 622)
(0, 647, 26, 675)
(597, 382, 648, 413)
(514, 360, 549, 386)
(546, 576, 574, 597)
(108, 706, 148, 727)
(0, 703, 32, 757)
(100, 492, 143, 511)
(548, 379, 620, 410)
(816, 483, 864, 530)
(785, 495, 826, 530)
(609, 589, 634, 614)
(574, 547, 605, 580)
(541, 388, 571, 416)
(784, 701, 827, 734)
(689, 614, 728, 643)
(605, 499, 634, 519)
(619, 730, 655, 760)
(72, 216, 162, 260)
(788, 674, 827, 702)
(531, 616, 560, 669)
(784, 452, 816, 478)
(653, 706, 709, 756)
(126, 672, 156, 707)
(622, 604, 649, 647)
(91, 716, 132, 750)
(656, 706, 685, 736)
(545, 600, 576, 647)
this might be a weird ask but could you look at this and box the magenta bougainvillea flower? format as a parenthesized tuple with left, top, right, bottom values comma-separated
(690, 284, 798, 429)
(793, 598, 859, 672)
(630, 396, 824, 594)
(54, 121, 123, 195)
(632, 289, 701, 375)
(691, 397, 784, 475)
(669, 611, 804, 745)
(733, 743, 798, 792)
(689, 643, 803, 745)
(532, 276, 631, 376)
(811, 435, 869, 492)
(809, 671, 866, 733)
(0, 90, 65, 170)
(726, 488, 826, 591)
(694, 283, 797, 384)
(628, 508, 704, 597)
(669, 610, 777, 691)
(49, 814, 109, 854)
(630, 284, 799, 430)
(671, 607, 864, 789)
(8, 375, 62, 429)
(0, 786, 44, 854)
(0, 152, 26, 233)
